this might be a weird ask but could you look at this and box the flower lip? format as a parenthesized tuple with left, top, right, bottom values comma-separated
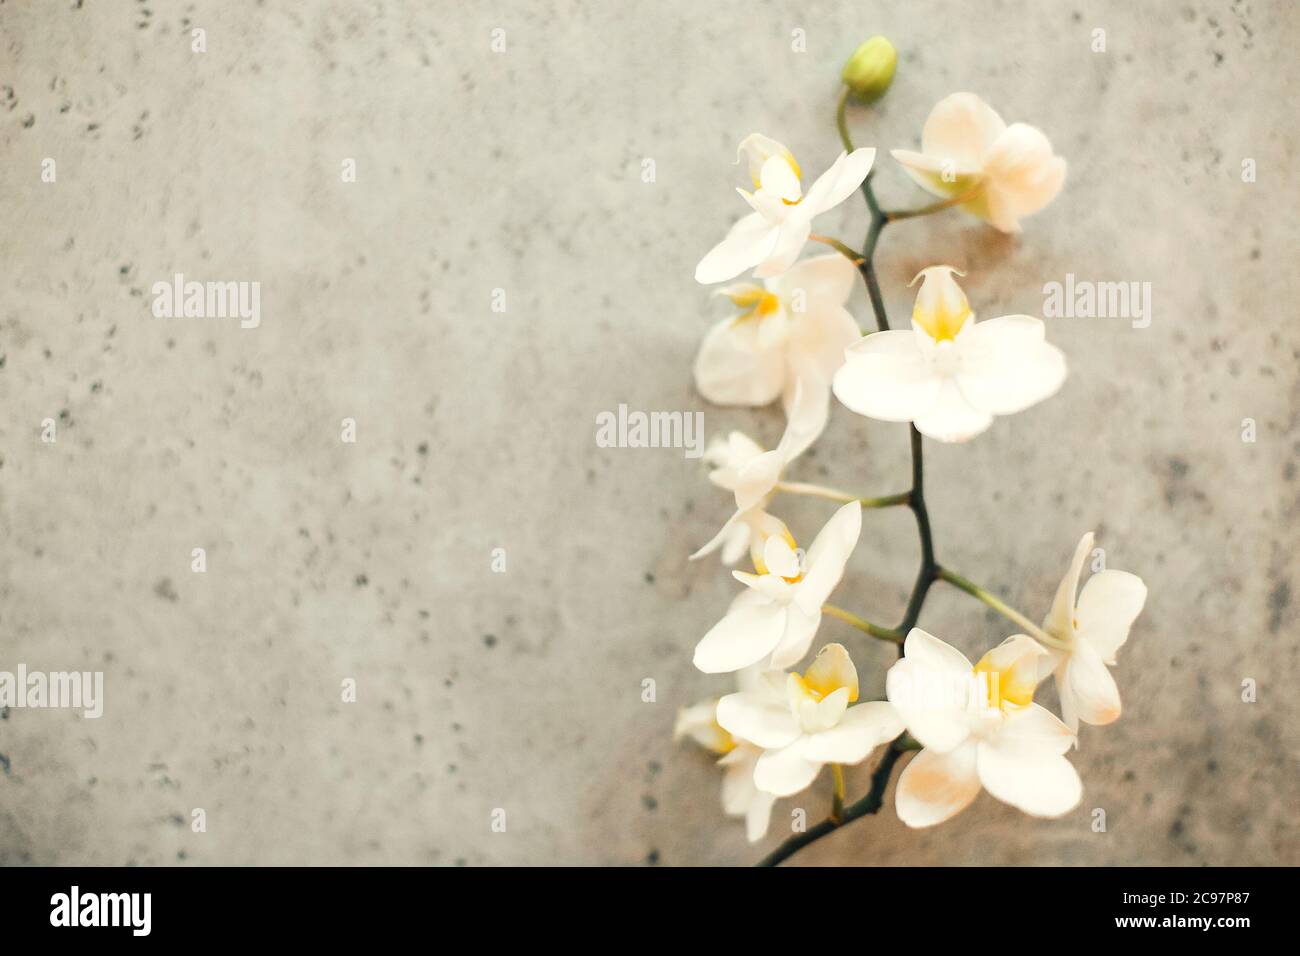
(909, 265, 972, 342)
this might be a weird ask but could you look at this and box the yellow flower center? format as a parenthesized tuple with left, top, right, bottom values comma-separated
(973, 654, 1036, 711)
(788, 672, 824, 703)
(913, 296, 971, 342)
(711, 723, 737, 755)
(728, 289, 782, 325)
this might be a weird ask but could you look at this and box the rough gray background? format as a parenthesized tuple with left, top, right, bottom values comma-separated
(0, 0, 1295, 866)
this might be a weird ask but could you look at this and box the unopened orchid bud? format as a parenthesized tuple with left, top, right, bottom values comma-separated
(841, 36, 897, 103)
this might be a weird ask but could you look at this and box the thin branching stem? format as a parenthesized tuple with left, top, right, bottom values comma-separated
(935, 566, 1069, 650)
(883, 182, 985, 222)
(822, 604, 904, 643)
(757, 742, 906, 867)
(776, 481, 909, 508)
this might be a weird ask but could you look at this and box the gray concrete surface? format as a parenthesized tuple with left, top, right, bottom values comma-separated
(0, 0, 1296, 866)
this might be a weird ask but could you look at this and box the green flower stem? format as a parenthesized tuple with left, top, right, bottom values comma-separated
(822, 604, 904, 644)
(809, 233, 864, 263)
(776, 481, 909, 508)
(835, 86, 854, 153)
(935, 566, 1070, 650)
(830, 764, 846, 822)
(883, 182, 986, 222)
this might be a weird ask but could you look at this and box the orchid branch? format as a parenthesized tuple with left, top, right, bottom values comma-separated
(821, 604, 904, 643)
(757, 740, 906, 867)
(776, 481, 909, 508)
(809, 233, 864, 264)
(687, 55, 1097, 866)
(935, 566, 1070, 651)
(883, 181, 986, 222)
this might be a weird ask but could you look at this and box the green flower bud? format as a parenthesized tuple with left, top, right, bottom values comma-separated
(841, 37, 897, 103)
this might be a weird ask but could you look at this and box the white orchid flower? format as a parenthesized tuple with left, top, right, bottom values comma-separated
(717, 644, 904, 797)
(694, 502, 862, 673)
(1039, 532, 1148, 733)
(695, 134, 876, 284)
(674, 670, 779, 842)
(690, 431, 793, 566)
(694, 254, 862, 457)
(673, 698, 735, 755)
(690, 378, 826, 564)
(886, 629, 1082, 827)
(891, 92, 1066, 233)
(832, 265, 1066, 442)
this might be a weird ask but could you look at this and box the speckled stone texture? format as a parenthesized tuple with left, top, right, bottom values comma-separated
(0, 0, 1296, 866)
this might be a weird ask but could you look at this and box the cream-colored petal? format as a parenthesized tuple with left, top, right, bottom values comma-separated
(674, 699, 732, 753)
(689, 508, 745, 562)
(793, 501, 862, 615)
(919, 92, 1006, 167)
(995, 702, 1077, 758)
(776, 252, 857, 309)
(776, 373, 830, 462)
(753, 739, 822, 797)
(693, 318, 787, 407)
(802, 147, 876, 216)
(732, 448, 785, 512)
(801, 642, 859, 701)
(982, 122, 1066, 220)
(735, 661, 783, 698)
(953, 316, 1067, 416)
(696, 212, 780, 285)
(1075, 570, 1147, 662)
(736, 185, 789, 223)
(895, 741, 982, 828)
(705, 430, 766, 477)
(1056, 665, 1081, 736)
(903, 627, 975, 675)
(744, 789, 776, 842)
(1061, 639, 1122, 726)
(759, 154, 802, 203)
(832, 332, 945, 422)
(717, 692, 801, 749)
(886, 657, 972, 754)
(736, 133, 798, 187)
(803, 701, 904, 764)
(694, 601, 786, 674)
(753, 217, 812, 279)
(767, 605, 821, 671)
(799, 685, 850, 734)
(976, 740, 1082, 818)
(787, 305, 861, 385)
(719, 744, 759, 814)
(718, 519, 751, 566)
(1044, 532, 1094, 640)
(733, 569, 794, 602)
(911, 379, 995, 442)
(762, 535, 802, 579)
